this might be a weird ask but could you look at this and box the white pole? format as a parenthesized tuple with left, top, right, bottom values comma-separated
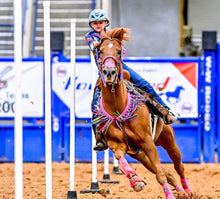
(69, 18, 76, 191)
(104, 149, 109, 175)
(102, 0, 111, 178)
(102, 0, 112, 25)
(14, 0, 23, 198)
(113, 156, 119, 168)
(43, 1, 52, 199)
(91, 52, 98, 183)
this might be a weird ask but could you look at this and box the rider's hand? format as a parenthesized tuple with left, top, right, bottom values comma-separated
(93, 41, 100, 49)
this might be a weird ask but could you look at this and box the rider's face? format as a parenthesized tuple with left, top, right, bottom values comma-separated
(91, 21, 107, 33)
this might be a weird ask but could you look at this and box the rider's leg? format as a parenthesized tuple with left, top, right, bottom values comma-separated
(91, 87, 108, 151)
(123, 63, 177, 124)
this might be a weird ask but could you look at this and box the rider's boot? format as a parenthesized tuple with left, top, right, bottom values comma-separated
(146, 97, 177, 124)
(155, 103, 177, 125)
(93, 129, 108, 151)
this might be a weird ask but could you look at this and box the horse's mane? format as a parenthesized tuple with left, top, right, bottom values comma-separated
(101, 28, 131, 45)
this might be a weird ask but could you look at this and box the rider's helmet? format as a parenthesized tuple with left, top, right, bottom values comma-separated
(89, 9, 110, 28)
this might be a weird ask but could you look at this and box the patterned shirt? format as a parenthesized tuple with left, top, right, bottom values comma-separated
(85, 30, 101, 52)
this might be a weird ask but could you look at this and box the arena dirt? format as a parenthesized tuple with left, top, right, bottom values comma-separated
(0, 162, 220, 199)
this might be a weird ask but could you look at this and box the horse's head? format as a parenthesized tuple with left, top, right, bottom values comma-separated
(98, 28, 130, 85)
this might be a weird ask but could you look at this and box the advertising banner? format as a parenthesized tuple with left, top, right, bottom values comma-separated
(128, 62, 198, 118)
(52, 61, 198, 119)
(0, 62, 44, 117)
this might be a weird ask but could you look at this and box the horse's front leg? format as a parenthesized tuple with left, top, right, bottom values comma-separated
(109, 142, 146, 192)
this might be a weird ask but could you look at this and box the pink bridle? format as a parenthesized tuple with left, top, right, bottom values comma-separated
(96, 50, 125, 86)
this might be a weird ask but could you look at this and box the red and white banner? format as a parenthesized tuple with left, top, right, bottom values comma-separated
(129, 62, 198, 118)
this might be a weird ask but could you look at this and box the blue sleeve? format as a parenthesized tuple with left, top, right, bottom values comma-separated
(85, 31, 101, 52)
(85, 32, 95, 51)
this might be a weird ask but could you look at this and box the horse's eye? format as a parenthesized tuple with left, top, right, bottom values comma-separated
(118, 50, 121, 55)
(99, 50, 103, 54)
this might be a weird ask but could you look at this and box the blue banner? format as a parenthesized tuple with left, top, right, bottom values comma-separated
(202, 50, 217, 163)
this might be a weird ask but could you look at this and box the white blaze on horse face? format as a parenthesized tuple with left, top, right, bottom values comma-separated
(108, 43, 113, 48)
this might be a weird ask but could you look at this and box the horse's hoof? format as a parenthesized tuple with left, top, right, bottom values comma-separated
(177, 192, 189, 199)
(133, 181, 146, 192)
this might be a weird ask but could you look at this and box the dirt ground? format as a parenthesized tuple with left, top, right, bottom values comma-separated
(0, 162, 220, 199)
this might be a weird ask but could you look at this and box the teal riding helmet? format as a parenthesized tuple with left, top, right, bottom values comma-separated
(89, 9, 110, 28)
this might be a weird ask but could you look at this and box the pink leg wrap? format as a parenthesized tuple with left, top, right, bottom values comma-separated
(163, 184, 176, 199)
(181, 178, 192, 194)
(129, 174, 144, 188)
(119, 157, 136, 178)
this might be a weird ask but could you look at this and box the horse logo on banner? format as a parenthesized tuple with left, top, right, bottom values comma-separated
(160, 86, 185, 104)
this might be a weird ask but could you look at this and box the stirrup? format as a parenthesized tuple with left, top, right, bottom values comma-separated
(93, 141, 108, 151)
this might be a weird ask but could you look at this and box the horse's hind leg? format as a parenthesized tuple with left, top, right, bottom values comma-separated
(141, 135, 176, 199)
(156, 125, 192, 196)
(130, 151, 183, 187)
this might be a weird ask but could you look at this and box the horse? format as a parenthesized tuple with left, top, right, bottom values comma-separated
(92, 27, 193, 199)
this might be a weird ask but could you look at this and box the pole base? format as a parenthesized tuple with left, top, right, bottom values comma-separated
(103, 174, 110, 180)
(67, 191, 77, 199)
(113, 166, 124, 175)
(80, 182, 110, 194)
(99, 174, 120, 184)
(99, 180, 120, 184)
(80, 182, 100, 194)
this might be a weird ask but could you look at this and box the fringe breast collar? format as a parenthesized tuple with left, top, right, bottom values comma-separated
(92, 93, 144, 134)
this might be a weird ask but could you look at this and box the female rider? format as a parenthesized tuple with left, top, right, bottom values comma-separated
(85, 9, 177, 151)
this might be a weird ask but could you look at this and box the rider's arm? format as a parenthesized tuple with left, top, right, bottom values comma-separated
(85, 33, 100, 52)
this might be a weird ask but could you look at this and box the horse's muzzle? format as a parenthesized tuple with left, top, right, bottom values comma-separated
(102, 67, 117, 84)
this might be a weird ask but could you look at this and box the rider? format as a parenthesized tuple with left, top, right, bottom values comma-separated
(85, 9, 177, 151)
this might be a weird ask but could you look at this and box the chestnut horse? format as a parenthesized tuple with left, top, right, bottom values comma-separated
(92, 28, 192, 199)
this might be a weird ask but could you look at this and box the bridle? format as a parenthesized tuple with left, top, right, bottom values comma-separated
(95, 38, 126, 88)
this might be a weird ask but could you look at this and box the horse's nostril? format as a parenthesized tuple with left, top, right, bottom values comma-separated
(111, 71, 116, 75)
(103, 69, 107, 75)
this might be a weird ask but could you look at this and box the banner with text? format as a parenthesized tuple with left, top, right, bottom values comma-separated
(0, 62, 43, 117)
(52, 61, 198, 118)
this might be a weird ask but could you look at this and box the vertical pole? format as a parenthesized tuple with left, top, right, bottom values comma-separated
(43, 1, 52, 198)
(217, 43, 220, 163)
(113, 156, 120, 173)
(91, 51, 98, 185)
(79, 51, 100, 194)
(67, 18, 77, 199)
(14, 0, 23, 198)
(102, 0, 112, 24)
(102, 0, 111, 179)
(103, 149, 109, 179)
